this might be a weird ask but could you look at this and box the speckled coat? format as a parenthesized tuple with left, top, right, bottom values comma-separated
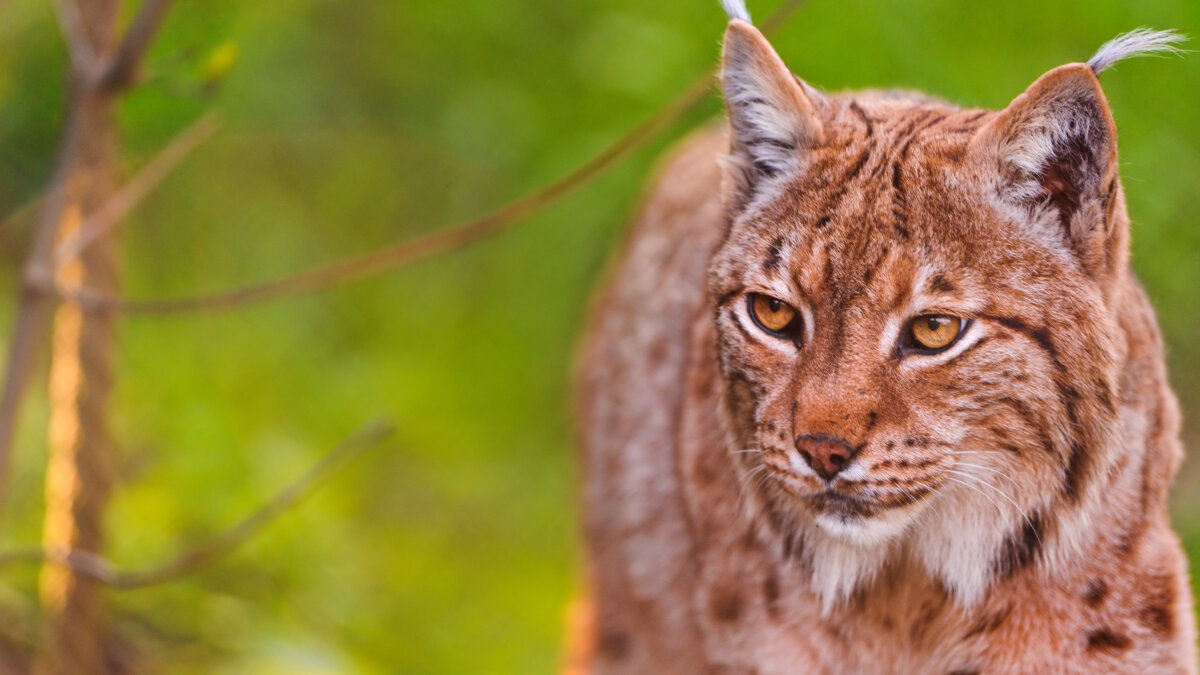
(573, 20, 1196, 675)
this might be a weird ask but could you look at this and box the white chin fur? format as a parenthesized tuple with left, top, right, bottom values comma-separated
(813, 505, 916, 547)
(802, 523, 893, 614)
(802, 506, 920, 613)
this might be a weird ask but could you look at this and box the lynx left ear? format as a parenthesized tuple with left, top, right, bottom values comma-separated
(721, 20, 823, 212)
(979, 63, 1122, 277)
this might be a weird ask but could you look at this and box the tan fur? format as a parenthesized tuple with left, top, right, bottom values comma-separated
(575, 20, 1196, 674)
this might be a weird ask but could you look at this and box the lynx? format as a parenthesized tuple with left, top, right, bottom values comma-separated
(574, 3, 1197, 673)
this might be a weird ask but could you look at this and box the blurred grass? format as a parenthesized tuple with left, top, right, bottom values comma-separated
(0, 0, 1198, 671)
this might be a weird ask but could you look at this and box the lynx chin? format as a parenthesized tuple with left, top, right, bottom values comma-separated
(572, 7, 1196, 674)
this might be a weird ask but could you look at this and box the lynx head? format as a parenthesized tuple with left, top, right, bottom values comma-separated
(709, 19, 1183, 607)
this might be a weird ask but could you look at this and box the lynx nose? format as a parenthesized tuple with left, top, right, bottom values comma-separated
(794, 434, 856, 482)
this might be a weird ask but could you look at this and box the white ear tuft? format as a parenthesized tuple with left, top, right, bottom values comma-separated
(719, 0, 751, 23)
(1087, 28, 1187, 74)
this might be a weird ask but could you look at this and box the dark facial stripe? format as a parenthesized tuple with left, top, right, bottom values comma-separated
(993, 396, 1056, 455)
(982, 314, 1057, 360)
(846, 148, 872, 181)
(762, 235, 785, 272)
(745, 135, 798, 152)
(714, 290, 740, 309)
(893, 109, 935, 142)
(929, 274, 956, 293)
(979, 313, 1101, 501)
(849, 100, 874, 137)
(942, 110, 991, 134)
(889, 129, 925, 240)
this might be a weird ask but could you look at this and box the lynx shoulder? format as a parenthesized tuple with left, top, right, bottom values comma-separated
(575, 9, 1196, 674)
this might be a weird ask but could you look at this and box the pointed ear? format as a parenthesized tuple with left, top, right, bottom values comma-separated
(721, 20, 823, 213)
(978, 63, 1123, 278)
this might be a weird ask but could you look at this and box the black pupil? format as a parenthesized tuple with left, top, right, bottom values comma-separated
(926, 317, 944, 332)
(768, 298, 782, 313)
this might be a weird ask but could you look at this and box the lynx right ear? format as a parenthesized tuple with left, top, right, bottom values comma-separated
(721, 20, 823, 212)
(975, 63, 1121, 278)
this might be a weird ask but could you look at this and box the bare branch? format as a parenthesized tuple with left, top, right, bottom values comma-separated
(49, 0, 98, 72)
(54, 73, 714, 314)
(54, 113, 221, 266)
(0, 193, 46, 233)
(3, 0, 808, 486)
(45, 0, 811, 316)
(760, 0, 809, 33)
(0, 419, 395, 589)
(100, 0, 176, 91)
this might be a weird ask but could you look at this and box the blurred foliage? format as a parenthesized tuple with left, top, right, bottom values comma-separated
(0, 0, 1197, 672)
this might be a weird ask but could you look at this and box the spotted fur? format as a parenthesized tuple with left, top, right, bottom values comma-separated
(574, 18, 1195, 675)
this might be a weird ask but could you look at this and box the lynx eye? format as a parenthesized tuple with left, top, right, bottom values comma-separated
(748, 294, 802, 339)
(906, 315, 964, 352)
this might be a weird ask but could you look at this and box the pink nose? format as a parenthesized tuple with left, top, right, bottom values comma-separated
(795, 435, 855, 481)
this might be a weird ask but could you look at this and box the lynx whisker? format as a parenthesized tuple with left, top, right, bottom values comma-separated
(952, 460, 1022, 490)
(735, 463, 770, 517)
(944, 469, 1042, 549)
(938, 475, 1008, 522)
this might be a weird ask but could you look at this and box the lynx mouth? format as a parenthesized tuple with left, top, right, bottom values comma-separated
(808, 491, 879, 519)
(805, 487, 931, 544)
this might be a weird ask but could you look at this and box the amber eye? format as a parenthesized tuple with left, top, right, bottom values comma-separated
(748, 294, 801, 338)
(908, 315, 964, 352)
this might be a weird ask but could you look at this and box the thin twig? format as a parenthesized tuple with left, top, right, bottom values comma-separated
(101, 0, 176, 91)
(0, 194, 46, 233)
(64, 73, 713, 314)
(759, 0, 808, 33)
(54, 113, 221, 266)
(0, 419, 395, 589)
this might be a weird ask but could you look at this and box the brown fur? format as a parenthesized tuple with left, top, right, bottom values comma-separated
(575, 20, 1196, 674)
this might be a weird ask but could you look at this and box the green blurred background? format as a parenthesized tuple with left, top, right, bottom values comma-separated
(0, 0, 1197, 672)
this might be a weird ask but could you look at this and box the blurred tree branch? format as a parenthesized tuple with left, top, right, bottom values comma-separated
(0, 0, 183, 525)
(100, 0, 175, 91)
(0, 0, 808, 668)
(0, 419, 395, 589)
(39, 0, 811, 316)
(33, 1, 123, 670)
(48, 0, 99, 71)
(53, 113, 220, 266)
(0, 195, 46, 234)
(55, 72, 716, 314)
(0, 0, 180, 671)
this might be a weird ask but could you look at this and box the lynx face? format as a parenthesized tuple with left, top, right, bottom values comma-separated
(709, 21, 1140, 604)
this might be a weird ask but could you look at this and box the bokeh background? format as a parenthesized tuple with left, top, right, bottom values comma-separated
(0, 0, 1197, 672)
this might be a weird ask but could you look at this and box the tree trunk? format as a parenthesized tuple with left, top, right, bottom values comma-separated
(34, 2, 121, 672)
